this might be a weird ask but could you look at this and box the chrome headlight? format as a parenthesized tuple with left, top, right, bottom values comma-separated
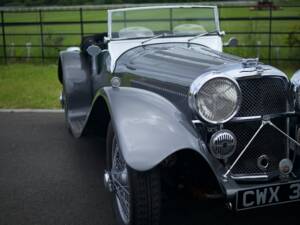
(189, 75, 241, 124)
(291, 69, 300, 111)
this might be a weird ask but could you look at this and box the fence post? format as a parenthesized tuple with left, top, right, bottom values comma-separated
(39, 10, 45, 63)
(79, 8, 84, 39)
(1, 11, 7, 64)
(268, 5, 272, 64)
(169, 8, 173, 32)
(123, 11, 127, 28)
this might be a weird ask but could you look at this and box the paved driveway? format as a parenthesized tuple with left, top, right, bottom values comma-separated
(0, 112, 299, 225)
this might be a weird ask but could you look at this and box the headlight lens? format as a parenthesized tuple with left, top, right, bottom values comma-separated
(195, 77, 241, 124)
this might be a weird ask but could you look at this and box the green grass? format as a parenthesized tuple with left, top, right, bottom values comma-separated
(276, 64, 300, 77)
(0, 64, 61, 108)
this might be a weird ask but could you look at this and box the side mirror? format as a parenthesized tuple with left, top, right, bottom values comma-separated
(87, 45, 102, 75)
(219, 30, 226, 36)
(224, 37, 238, 47)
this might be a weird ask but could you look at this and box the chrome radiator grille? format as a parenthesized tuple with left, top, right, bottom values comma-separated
(236, 77, 289, 117)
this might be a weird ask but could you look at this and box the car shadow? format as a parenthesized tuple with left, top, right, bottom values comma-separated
(162, 195, 300, 225)
(78, 135, 300, 225)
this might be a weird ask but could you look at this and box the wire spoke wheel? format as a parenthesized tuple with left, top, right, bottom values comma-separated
(111, 136, 130, 224)
(106, 122, 161, 225)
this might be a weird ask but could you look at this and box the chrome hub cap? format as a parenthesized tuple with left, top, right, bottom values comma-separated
(104, 171, 113, 192)
(111, 137, 130, 224)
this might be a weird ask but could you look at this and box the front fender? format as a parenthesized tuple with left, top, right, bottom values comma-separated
(58, 50, 93, 135)
(97, 86, 221, 173)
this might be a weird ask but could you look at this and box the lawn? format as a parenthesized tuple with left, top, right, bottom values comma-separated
(0, 64, 61, 108)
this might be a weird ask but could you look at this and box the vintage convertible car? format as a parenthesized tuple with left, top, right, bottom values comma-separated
(58, 5, 300, 225)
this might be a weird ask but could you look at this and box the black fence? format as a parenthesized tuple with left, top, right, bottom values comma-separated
(0, 3, 300, 65)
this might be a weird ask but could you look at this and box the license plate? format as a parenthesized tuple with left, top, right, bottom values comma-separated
(236, 181, 300, 210)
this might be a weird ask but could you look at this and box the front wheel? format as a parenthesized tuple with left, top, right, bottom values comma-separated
(105, 122, 161, 225)
(61, 82, 73, 134)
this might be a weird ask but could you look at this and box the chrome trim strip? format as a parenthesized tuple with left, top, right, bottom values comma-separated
(192, 120, 202, 124)
(230, 174, 269, 181)
(231, 112, 296, 122)
(231, 116, 261, 122)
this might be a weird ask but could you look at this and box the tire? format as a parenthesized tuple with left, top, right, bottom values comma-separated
(106, 122, 161, 225)
(61, 83, 72, 134)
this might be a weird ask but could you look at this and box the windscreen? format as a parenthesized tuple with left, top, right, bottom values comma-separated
(109, 7, 218, 39)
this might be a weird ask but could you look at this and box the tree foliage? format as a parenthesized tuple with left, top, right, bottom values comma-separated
(1, 0, 299, 6)
(0, 0, 218, 7)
